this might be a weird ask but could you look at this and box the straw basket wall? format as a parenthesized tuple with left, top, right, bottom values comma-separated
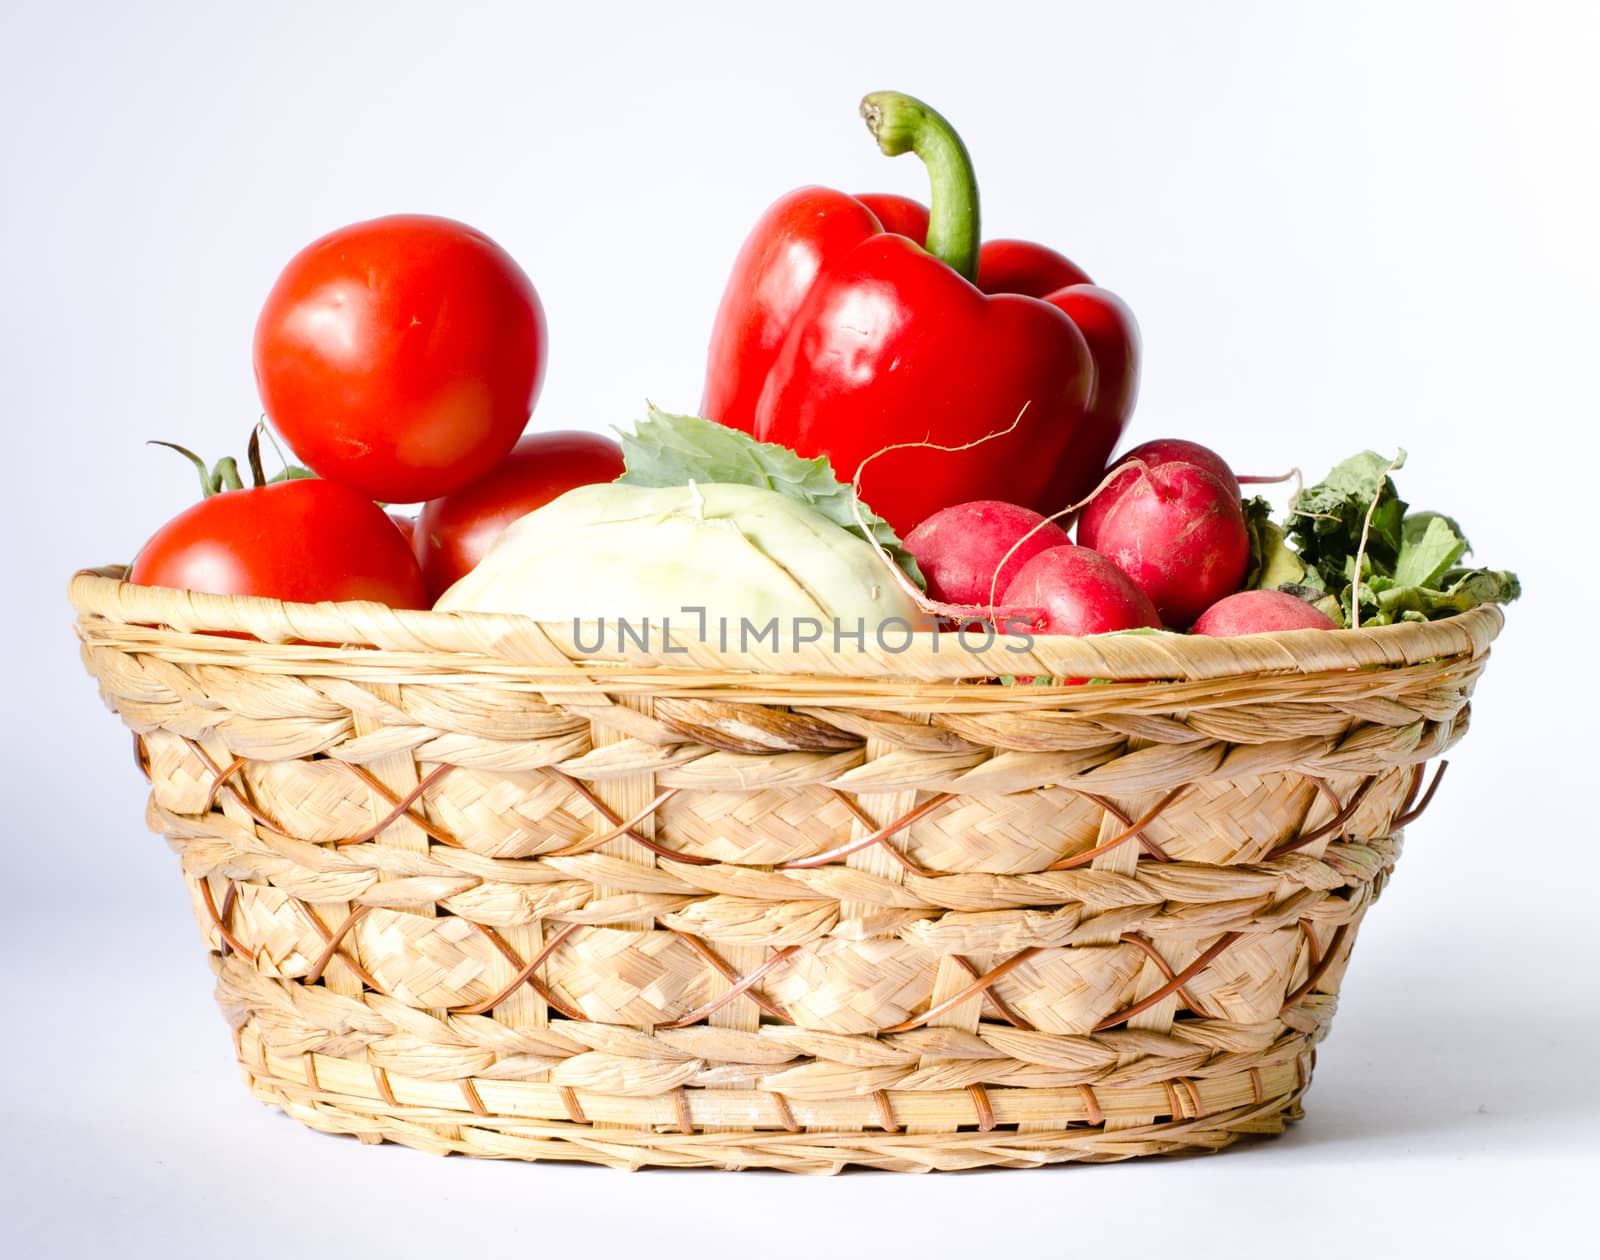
(70, 567, 1502, 1173)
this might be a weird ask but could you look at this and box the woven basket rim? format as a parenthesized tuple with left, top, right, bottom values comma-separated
(70, 566, 1503, 683)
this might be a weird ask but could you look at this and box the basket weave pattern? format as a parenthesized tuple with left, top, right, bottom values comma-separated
(71, 569, 1501, 1172)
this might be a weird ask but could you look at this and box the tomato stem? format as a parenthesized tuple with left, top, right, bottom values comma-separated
(213, 457, 244, 492)
(150, 427, 309, 499)
(259, 420, 295, 473)
(148, 440, 216, 498)
(247, 426, 267, 488)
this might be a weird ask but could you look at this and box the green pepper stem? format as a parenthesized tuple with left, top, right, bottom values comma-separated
(859, 91, 980, 281)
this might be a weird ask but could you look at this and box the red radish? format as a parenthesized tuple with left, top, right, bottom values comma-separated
(1000, 545, 1161, 636)
(1077, 461, 1248, 627)
(905, 500, 1070, 605)
(1192, 589, 1337, 637)
(1113, 438, 1241, 499)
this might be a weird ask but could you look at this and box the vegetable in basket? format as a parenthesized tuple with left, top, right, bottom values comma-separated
(702, 90, 1139, 534)
(617, 406, 925, 591)
(1076, 450, 1250, 628)
(904, 500, 1070, 606)
(1099, 437, 1243, 499)
(434, 482, 926, 635)
(1191, 589, 1338, 636)
(1244, 450, 1521, 627)
(129, 428, 428, 608)
(413, 430, 624, 600)
(254, 214, 546, 504)
(1001, 545, 1162, 637)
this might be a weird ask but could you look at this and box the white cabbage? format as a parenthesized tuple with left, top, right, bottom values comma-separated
(435, 482, 924, 635)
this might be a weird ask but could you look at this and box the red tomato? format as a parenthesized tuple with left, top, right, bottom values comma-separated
(253, 214, 546, 504)
(415, 430, 624, 599)
(130, 479, 429, 608)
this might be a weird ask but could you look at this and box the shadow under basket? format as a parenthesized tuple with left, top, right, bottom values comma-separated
(70, 567, 1503, 1173)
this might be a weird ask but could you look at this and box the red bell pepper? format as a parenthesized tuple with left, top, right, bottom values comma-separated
(701, 92, 1139, 534)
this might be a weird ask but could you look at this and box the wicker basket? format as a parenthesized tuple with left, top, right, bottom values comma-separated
(70, 566, 1502, 1172)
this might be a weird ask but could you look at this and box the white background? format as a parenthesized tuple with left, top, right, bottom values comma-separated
(3, 1, 1596, 1255)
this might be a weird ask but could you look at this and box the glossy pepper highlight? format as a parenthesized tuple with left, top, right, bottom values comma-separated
(701, 92, 1139, 533)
